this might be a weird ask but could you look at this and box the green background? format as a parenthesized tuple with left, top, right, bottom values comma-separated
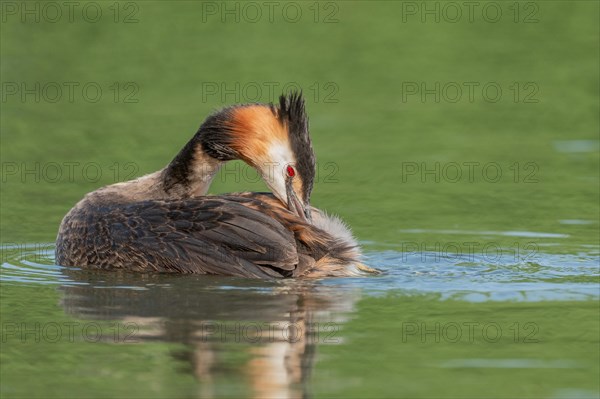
(1, 1, 598, 398)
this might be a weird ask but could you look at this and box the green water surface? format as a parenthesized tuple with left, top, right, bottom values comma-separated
(1, 1, 599, 398)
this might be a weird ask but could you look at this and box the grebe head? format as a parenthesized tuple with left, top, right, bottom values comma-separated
(199, 91, 315, 221)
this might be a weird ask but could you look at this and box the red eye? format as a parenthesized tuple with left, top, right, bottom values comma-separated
(286, 165, 296, 177)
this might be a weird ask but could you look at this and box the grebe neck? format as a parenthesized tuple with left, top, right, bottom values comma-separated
(89, 137, 222, 203)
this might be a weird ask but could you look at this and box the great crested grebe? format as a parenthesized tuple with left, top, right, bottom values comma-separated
(56, 92, 378, 278)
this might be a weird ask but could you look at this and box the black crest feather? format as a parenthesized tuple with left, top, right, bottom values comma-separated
(277, 91, 316, 203)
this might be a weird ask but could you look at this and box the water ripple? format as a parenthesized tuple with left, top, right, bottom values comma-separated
(1, 243, 598, 302)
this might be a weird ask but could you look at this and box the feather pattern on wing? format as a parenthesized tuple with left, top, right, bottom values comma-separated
(56, 193, 366, 278)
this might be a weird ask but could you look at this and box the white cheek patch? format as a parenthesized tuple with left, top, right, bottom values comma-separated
(261, 141, 296, 202)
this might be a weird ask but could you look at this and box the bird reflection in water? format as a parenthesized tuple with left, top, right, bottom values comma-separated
(59, 268, 361, 398)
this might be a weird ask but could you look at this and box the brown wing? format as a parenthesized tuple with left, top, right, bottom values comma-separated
(57, 196, 301, 278)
